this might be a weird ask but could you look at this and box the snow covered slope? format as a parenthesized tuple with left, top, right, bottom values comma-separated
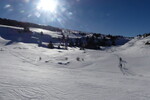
(0, 25, 86, 47)
(0, 25, 150, 100)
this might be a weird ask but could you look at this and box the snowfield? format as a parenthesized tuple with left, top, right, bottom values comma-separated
(0, 25, 150, 100)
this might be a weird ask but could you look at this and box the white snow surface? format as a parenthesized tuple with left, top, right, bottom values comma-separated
(0, 25, 150, 100)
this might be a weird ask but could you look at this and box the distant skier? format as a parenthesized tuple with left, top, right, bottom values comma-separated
(119, 57, 127, 75)
(39, 57, 42, 61)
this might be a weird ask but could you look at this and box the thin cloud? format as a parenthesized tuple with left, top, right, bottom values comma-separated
(4, 4, 11, 9)
(24, 0, 30, 3)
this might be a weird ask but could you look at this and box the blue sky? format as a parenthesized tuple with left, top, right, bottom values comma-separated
(0, 0, 150, 36)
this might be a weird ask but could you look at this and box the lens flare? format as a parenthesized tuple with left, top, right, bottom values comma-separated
(37, 0, 58, 13)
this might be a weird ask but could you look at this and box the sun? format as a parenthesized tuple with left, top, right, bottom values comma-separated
(37, 0, 58, 13)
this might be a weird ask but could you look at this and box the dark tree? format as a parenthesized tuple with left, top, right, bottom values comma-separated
(69, 39, 74, 47)
(48, 41, 54, 49)
(23, 26, 30, 32)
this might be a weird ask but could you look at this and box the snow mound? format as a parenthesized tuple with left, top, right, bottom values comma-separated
(118, 36, 150, 57)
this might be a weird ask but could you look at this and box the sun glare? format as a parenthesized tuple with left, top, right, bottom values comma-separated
(37, 0, 58, 13)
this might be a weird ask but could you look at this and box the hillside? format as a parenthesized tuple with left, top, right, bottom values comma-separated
(0, 24, 150, 100)
(0, 21, 131, 50)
